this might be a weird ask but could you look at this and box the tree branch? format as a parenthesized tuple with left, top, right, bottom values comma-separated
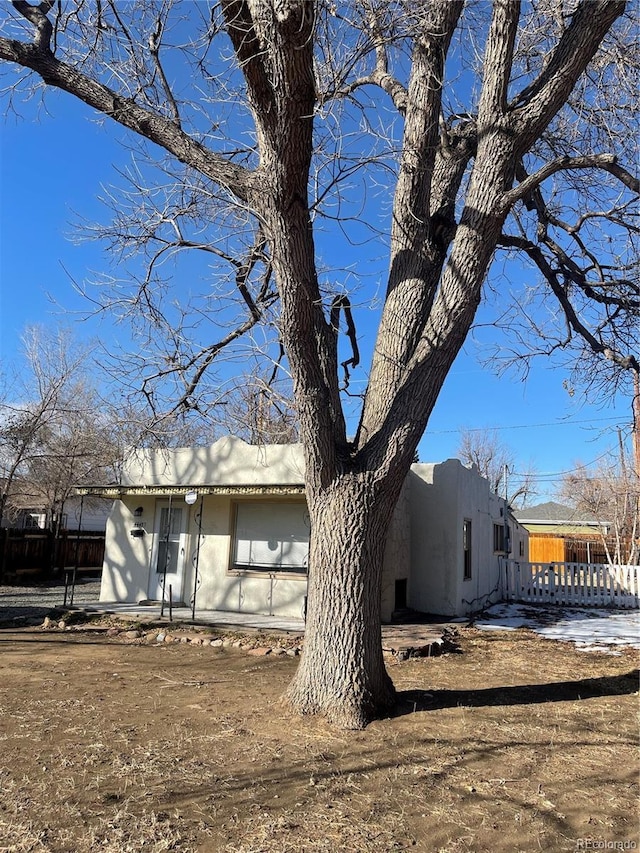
(510, 0, 626, 146)
(0, 33, 252, 202)
(478, 0, 521, 121)
(11, 1, 54, 50)
(330, 295, 360, 391)
(148, 14, 181, 128)
(504, 154, 639, 208)
(325, 2, 407, 114)
(498, 233, 639, 373)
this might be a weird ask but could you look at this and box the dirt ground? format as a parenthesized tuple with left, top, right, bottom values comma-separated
(0, 619, 637, 853)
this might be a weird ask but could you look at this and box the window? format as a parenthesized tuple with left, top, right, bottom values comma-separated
(232, 501, 309, 574)
(494, 523, 511, 554)
(463, 519, 472, 581)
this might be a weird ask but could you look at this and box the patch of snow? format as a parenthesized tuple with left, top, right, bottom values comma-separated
(474, 603, 640, 652)
(575, 645, 621, 656)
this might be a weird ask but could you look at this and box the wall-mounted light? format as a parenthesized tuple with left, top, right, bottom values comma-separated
(134, 506, 144, 518)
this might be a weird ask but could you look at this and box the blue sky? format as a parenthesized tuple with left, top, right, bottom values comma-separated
(0, 90, 632, 502)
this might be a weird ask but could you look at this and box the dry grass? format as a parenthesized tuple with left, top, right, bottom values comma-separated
(0, 624, 637, 852)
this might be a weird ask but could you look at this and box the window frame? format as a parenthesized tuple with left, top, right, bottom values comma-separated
(229, 498, 310, 578)
(463, 518, 472, 581)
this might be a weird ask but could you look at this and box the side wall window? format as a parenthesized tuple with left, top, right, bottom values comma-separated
(463, 519, 472, 581)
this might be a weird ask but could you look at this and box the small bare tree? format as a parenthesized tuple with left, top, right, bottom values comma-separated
(561, 437, 639, 566)
(226, 377, 299, 446)
(457, 429, 536, 508)
(0, 328, 124, 527)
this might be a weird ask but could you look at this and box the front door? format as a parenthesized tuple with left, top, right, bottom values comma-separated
(148, 501, 187, 603)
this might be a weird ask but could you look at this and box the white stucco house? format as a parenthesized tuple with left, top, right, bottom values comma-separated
(78, 436, 527, 621)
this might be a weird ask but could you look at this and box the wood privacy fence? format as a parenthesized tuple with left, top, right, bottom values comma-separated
(504, 560, 640, 609)
(0, 528, 105, 583)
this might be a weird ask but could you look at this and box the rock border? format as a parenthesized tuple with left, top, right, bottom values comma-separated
(40, 614, 304, 658)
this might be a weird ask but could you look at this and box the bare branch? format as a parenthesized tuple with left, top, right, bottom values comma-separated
(0, 28, 252, 201)
(11, 1, 54, 50)
(330, 295, 360, 391)
(148, 12, 181, 128)
(498, 232, 639, 374)
(510, 0, 626, 146)
(504, 153, 639, 208)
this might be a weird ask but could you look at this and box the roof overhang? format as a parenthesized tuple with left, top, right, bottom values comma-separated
(75, 484, 306, 498)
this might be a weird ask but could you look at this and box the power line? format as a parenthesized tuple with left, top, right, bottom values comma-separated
(424, 415, 628, 436)
(505, 448, 630, 482)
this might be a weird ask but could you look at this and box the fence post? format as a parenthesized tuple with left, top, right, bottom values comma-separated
(548, 564, 556, 602)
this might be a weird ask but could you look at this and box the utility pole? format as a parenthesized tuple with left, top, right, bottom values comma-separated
(632, 369, 640, 565)
(633, 368, 640, 482)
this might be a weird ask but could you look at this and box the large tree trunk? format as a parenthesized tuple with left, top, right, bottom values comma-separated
(285, 472, 399, 729)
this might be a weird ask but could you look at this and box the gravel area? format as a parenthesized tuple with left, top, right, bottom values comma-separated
(0, 579, 101, 625)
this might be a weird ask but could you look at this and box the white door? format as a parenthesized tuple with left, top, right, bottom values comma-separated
(148, 502, 187, 602)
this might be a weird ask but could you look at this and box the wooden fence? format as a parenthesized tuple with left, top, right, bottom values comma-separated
(503, 560, 640, 609)
(0, 528, 105, 584)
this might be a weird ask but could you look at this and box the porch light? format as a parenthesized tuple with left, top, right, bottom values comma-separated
(134, 506, 144, 517)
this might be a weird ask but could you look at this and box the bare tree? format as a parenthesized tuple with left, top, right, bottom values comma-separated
(225, 374, 299, 445)
(0, 327, 123, 531)
(457, 428, 536, 507)
(1, 1, 638, 727)
(560, 445, 639, 566)
(0, 327, 85, 528)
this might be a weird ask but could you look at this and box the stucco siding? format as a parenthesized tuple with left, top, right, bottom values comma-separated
(100, 498, 154, 603)
(190, 495, 307, 619)
(122, 436, 305, 488)
(408, 462, 460, 615)
(100, 492, 309, 619)
(407, 460, 526, 617)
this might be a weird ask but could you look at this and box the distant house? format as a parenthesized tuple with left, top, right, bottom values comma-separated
(0, 493, 112, 532)
(515, 501, 610, 563)
(80, 436, 528, 621)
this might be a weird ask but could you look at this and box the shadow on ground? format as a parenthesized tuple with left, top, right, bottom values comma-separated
(394, 669, 639, 716)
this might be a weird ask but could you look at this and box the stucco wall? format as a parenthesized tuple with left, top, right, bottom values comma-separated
(101, 486, 411, 621)
(456, 470, 502, 615)
(408, 461, 460, 614)
(100, 497, 156, 602)
(122, 436, 305, 488)
(191, 495, 308, 619)
(380, 481, 411, 621)
(407, 460, 527, 617)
